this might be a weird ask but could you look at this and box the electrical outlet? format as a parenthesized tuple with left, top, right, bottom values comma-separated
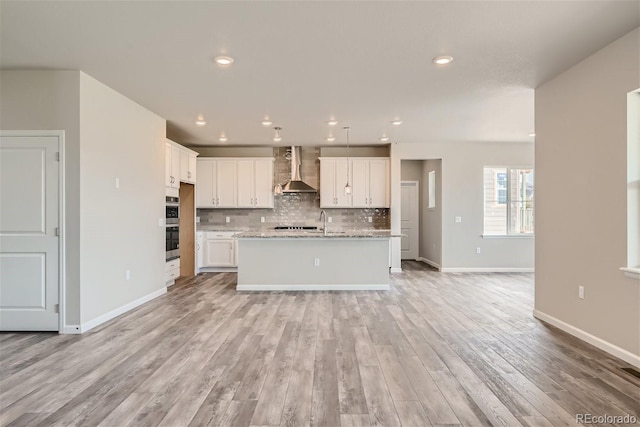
(115, 177, 120, 189)
(368, 216, 372, 223)
(314, 258, 320, 267)
(455, 216, 462, 223)
(261, 217, 265, 223)
(225, 216, 230, 223)
(158, 218, 164, 227)
(476, 247, 481, 254)
(126, 269, 131, 281)
(328, 217, 332, 223)
(578, 286, 584, 299)
(196, 216, 200, 223)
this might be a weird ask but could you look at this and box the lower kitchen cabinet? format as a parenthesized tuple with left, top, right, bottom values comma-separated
(198, 231, 237, 268)
(166, 258, 180, 286)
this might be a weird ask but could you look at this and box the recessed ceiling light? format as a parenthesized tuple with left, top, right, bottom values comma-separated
(379, 136, 390, 142)
(261, 118, 273, 126)
(391, 120, 403, 126)
(433, 55, 453, 65)
(195, 115, 207, 126)
(327, 120, 339, 126)
(219, 133, 228, 143)
(326, 136, 336, 142)
(529, 133, 536, 137)
(214, 55, 234, 66)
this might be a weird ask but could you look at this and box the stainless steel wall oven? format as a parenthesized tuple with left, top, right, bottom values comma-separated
(166, 196, 180, 261)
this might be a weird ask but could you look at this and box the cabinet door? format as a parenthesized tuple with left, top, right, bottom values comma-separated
(236, 160, 255, 208)
(350, 159, 369, 208)
(368, 159, 389, 207)
(179, 150, 188, 183)
(216, 160, 237, 208)
(170, 145, 181, 188)
(203, 239, 235, 267)
(188, 153, 197, 184)
(165, 142, 173, 188)
(253, 159, 274, 208)
(196, 160, 216, 207)
(179, 150, 193, 183)
(335, 158, 353, 207)
(319, 159, 336, 208)
(196, 233, 204, 269)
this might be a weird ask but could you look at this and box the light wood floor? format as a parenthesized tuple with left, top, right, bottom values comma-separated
(1, 261, 638, 427)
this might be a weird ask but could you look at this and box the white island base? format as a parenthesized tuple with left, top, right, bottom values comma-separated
(236, 236, 390, 291)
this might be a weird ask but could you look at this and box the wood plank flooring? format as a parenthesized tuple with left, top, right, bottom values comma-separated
(1, 261, 639, 426)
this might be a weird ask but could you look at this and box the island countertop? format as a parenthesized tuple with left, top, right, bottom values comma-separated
(234, 229, 401, 238)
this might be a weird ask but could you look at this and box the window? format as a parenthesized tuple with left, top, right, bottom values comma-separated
(622, 89, 639, 278)
(484, 167, 534, 235)
(428, 170, 436, 208)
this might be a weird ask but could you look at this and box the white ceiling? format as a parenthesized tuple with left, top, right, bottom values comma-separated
(1, 1, 638, 147)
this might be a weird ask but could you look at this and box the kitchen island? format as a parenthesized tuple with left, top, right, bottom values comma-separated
(234, 230, 397, 291)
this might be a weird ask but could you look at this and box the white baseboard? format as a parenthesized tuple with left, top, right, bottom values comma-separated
(390, 267, 403, 273)
(237, 284, 390, 291)
(61, 325, 81, 334)
(417, 257, 441, 270)
(440, 267, 535, 273)
(533, 309, 640, 369)
(198, 267, 238, 273)
(80, 287, 167, 333)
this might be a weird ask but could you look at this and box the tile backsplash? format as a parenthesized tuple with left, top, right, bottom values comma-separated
(197, 147, 390, 230)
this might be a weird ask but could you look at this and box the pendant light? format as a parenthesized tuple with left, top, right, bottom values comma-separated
(273, 126, 282, 143)
(344, 126, 351, 196)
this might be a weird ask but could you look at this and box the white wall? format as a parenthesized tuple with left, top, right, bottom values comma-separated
(421, 159, 442, 266)
(79, 73, 166, 324)
(0, 70, 82, 326)
(535, 28, 640, 360)
(1, 70, 166, 331)
(390, 141, 534, 271)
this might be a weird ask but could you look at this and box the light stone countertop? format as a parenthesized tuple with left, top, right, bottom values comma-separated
(234, 229, 401, 238)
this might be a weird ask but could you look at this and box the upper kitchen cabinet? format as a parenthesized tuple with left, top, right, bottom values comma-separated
(351, 158, 390, 208)
(237, 158, 274, 208)
(165, 141, 181, 189)
(320, 157, 389, 208)
(179, 146, 198, 184)
(319, 158, 352, 208)
(196, 159, 237, 208)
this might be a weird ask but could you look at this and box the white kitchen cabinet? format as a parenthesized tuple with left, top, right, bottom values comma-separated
(165, 141, 180, 189)
(196, 159, 237, 208)
(368, 158, 390, 207)
(196, 232, 204, 270)
(319, 158, 352, 208)
(237, 159, 274, 208)
(202, 231, 236, 267)
(320, 157, 389, 208)
(351, 158, 389, 208)
(197, 157, 273, 209)
(165, 258, 180, 285)
(179, 147, 198, 184)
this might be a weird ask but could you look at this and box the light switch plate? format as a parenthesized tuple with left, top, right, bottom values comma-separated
(455, 216, 462, 223)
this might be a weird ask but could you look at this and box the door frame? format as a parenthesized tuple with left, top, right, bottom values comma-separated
(1, 130, 66, 333)
(400, 180, 420, 260)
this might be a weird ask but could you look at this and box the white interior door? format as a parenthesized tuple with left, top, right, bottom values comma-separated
(401, 181, 419, 260)
(0, 134, 60, 331)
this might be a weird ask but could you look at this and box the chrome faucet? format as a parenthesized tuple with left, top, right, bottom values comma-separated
(319, 209, 328, 236)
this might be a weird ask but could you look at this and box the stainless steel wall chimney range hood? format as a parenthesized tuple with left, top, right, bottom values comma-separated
(282, 146, 317, 193)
